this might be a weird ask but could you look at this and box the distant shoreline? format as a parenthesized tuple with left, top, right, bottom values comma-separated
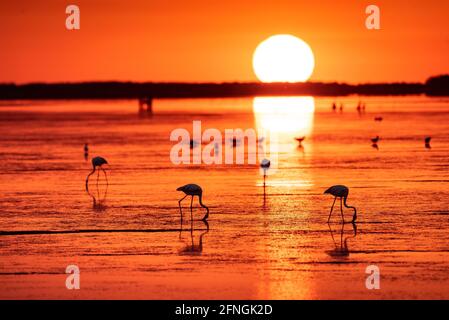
(0, 75, 448, 99)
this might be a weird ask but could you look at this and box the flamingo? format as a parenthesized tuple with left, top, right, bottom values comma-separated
(85, 156, 108, 192)
(177, 184, 209, 221)
(83, 143, 89, 161)
(371, 136, 380, 144)
(260, 158, 270, 187)
(228, 137, 241, 148)
(324, 185, 357, 223)
(295, 136, 306, 146)
(189, 139, 198, 149)
(425, 136, 431, 149)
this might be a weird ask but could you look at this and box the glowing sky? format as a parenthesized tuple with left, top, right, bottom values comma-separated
(0, 0, 448, 83)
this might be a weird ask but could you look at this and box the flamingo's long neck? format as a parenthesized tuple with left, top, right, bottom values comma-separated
(343, 196, 357, 222)
(85, 167, 96, 191)
(198, 193, 209, 214)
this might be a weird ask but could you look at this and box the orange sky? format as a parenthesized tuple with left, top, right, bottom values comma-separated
(0, 0, 448, 84)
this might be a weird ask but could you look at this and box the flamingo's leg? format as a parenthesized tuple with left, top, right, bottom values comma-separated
(328, 197, 337, 222)
(340, 197, 345, 223)
(190, 195, 194, 221)
(96, 168, 100, 187)
(101, 167, 108, 185)
(178, 195, 188, 219)
(85, 170, 95, 192)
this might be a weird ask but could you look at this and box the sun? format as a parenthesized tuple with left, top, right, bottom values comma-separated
(252, 34, 315, 83)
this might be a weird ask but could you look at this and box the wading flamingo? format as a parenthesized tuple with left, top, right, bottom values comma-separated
(295, 136, 305, 146)
(371, 136, 380, 144)
(324, 185, 357, 223)
(425, 136, 431, 149)
(260, 158, 270, 187)
(177, 184, 209, 221)
(85, 156, 108, 192)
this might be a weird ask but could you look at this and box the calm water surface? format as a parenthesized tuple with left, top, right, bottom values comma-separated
(1, 96, 449, 299)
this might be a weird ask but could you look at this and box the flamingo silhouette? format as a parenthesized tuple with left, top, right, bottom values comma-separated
(324, 185, 357, 223)
(371, 136, 380, 144)
(85, 156, 108, 192)
(260, 158, 270, 187)
(177, 184, 209, 221)
(425, 136, 431, 149)
(84, 143, 89, 161)
(295, 136, 305, 146)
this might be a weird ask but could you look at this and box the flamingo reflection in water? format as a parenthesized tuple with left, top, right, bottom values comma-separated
(326, 222, 357, 258)
(179, 219, 209, 256)
(87, 177, 108, 211)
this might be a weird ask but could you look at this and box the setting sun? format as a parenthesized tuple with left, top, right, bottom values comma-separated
(253, 34, 315, 83)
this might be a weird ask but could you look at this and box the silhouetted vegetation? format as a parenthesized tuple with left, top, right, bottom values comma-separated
(0, 75, 447, 100)
(425, 75, 449, 96)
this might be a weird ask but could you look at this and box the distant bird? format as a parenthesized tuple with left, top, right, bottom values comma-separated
(295, 136, 306, 146)
(84, 143, 89, 161)
(425, 136, 432, 149)
(374, 117, 383, 122)
(177, 184, 209, 221)
(356, 101, 362, 113)
(339, 103, 344, 112)
(371, 136, 380, 144)
(324, 185, 357, 223)
(85, 156, 108, 192)
(229, 137, 241, 148)
(260, 158, 271, 186)
(214, 142, 220, 155)
(332, 102, 337, 111)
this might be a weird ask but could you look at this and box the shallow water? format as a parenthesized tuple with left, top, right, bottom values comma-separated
(1, 96, 449, 299)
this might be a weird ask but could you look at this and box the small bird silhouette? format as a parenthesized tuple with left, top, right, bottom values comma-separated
(177, 184, 209, 221)
(260, 158, 270, 186)
(425, 136, 432, 149)
(295, 136, 306, 146)
(189, 139, 198, 149)
(374, 117, 383, 122)
(371, 136, 380, 144)
(228, 137, 241, 148)
(83, 143, 89, 161)
(324, 185, 357, 223)
(85, 156, 108, 192)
